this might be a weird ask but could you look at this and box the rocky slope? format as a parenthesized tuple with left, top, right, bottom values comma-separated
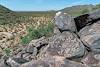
(0, 5, 100, 67)
(0, 9, 100, 67)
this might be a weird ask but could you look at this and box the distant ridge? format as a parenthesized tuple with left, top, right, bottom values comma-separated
(60, 4, 100, 16)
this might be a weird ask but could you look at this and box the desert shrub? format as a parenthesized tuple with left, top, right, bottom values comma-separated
(21, 22, 54, 45)
(81, 8, 89, 14)
(3, 48, 12, 56)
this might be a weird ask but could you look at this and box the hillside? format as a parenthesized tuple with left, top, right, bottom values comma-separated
(16, 4, 100, 17)
(0, 3, 100, 67)
(0, 5, 19, 25)
(0, 4, 100, 25)
(0, 5, 54, 47)
(60, 4, 100, 17)
(16, 11, 56, 17)
(0, 5, 55, 25)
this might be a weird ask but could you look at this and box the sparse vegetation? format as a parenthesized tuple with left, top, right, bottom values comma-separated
(61, 4, 100, 17)
(3, 48, 12, 56)
(81, 8, 89, 14)
(21, 22, 54, 45)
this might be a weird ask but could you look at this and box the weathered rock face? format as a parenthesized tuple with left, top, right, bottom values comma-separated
(20, 57, 87, 67)
(74, 14, 89, 31)
(6, 58, 21, 67)
(79, 21, 100, 54)
(54, 12, 77, 32)
(12, 36, 49, 62)
(89, 9, 100, 20)
(74, 9, 100, 31)
(38, 31, 85, 59)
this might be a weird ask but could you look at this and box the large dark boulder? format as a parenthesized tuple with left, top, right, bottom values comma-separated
(74, 9, 100, 31)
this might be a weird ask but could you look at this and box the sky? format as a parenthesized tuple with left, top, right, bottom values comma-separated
(0, 0, 100, 11)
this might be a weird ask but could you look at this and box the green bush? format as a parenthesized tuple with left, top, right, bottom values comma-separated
(21, 22, 54, 45)
(3, 48, 12, 56)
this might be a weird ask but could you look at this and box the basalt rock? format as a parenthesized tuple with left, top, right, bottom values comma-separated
(79, 21, 100, 54)
(38, 31, 85, 59)
(54, 12, 77, 32)
(74, 9, 100, 31)
(20, 56, 87, 67)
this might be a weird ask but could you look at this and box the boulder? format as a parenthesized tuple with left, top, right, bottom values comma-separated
(74, 9, 100, 31)
(89, 9, 100, 20)
(12, 37, 49, 61)
(74, 14, 90, 31)
(39, 31, 85, 59)
(54, 12, 77, 32)
(6, 57, 29, 67)
(79, 21, 100, 54)
(6, 58, 20, 67)
(20, 56, 87, 67)
(0, 59, 9, 67)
